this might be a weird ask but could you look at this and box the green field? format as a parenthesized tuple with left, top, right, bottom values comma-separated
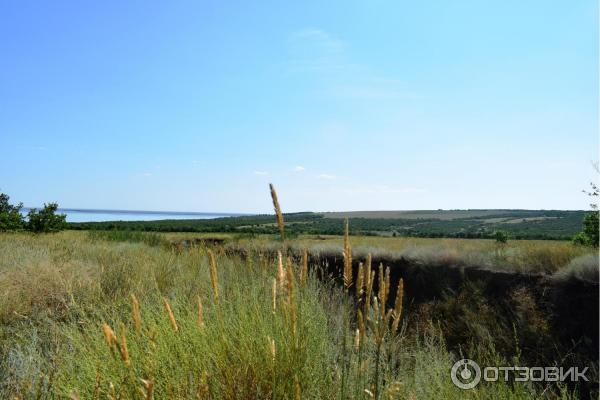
(68, 209, 589, 240)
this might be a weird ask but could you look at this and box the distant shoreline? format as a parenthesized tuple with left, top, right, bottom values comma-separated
(21, 207, 249, 217)
(19, 208, 250, 223)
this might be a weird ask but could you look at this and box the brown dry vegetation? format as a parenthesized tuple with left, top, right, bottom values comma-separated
(224, 234, 595, 274)
(0, 229, 596, 399)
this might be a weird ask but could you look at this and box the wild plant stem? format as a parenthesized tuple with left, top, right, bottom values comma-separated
(374, 342, 382, 400)
(341, 313, 348, 400)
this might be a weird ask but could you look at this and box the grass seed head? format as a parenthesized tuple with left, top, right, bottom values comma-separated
(357, 309, 365, 342)
(108, 382, 116, 400)
(365, 255, 374, 311)
(343, 218, 353, 291)
(93, 372, 101, 400)
(354, 328, 361, 351)
(119, 324, 130, 367)
(268, 336, 276, 363)
(197, 295, 204, 328)
(300, 248, 308, 285)
(277, 251, 286, 289)
(391, 278, 404, 334)
(384, 267, 391, 301)
(378, 264, 386, 318)
(286, 259, 297, 335)
(207, 250, 219, 301)
(356, 262, 364, 300)
(269, 183, 285, 240)
(294, 375, 301, 400)
(343, 218, 350, 250)
(131, 294, 141, 336)
(196, 372, 209, 398)
(140, 379, 154, 400)
(102, 323, 117, 352)
(162, 297, 178, 332)
(271, 277, 277, 314)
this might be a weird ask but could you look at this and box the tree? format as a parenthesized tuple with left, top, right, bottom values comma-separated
(573, 212, 599, 247)
(27, 202, 66, 233)
(573, 164, 599, 247)
(494, 230, 508, 244)
(0, 192, 24, 231)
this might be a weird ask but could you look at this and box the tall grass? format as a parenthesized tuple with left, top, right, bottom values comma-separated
(88, 229, 167, 247)
(0, 230, 582, 399)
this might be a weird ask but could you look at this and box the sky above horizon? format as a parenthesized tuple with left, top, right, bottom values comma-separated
(0, 1, 597, 213)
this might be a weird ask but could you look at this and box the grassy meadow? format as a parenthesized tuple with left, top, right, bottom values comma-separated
(159, 231, 597, 274)
(0, 230, 596, 399)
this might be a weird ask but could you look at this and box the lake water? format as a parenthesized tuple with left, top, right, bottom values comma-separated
(21, 208, 244, 223)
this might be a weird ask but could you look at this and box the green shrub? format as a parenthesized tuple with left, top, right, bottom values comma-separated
(494, 230, 508, 244)
(26, 203, 66, 233)
(582, 212, 599, 246)
(0, 193, 24, 231)
(572, 212, 599, 247)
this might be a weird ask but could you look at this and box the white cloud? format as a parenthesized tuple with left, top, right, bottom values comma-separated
(253, 170, 269, 176)
(293, 165, 306, 172)
(142, 172, 152, 177)
(318, 174, 336, 180)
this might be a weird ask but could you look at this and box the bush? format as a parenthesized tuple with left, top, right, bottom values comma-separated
(27, 203, 66, 233)
(0, 193, 24, 231)
(572, 212, 599, 247)
(582, 212, 599, 246)
(494, 230, 508, 244)
(571, 231, 589, 246)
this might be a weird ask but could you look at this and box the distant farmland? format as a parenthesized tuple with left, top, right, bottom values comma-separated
(68, 209, 588, 240)
(323, 209, 522, 220)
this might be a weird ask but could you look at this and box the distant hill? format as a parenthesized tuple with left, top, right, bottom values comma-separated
(322, 209, 565, 220)
(68, 209, 589, 240)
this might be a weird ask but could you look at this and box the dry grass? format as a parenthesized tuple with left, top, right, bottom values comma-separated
(0, 229, 586, 399)
(227, 234, 593, 274)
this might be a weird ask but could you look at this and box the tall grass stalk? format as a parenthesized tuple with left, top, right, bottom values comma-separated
(269, 183, 285, 241)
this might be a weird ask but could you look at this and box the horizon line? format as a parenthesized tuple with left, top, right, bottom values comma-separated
(19, 207, 590, 215)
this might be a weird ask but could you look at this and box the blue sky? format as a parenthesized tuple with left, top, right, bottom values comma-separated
(0, 1, 597, 213)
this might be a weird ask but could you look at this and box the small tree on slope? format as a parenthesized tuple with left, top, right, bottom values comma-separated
(0, 192, 24, 231)
(27, 202, 66, 233)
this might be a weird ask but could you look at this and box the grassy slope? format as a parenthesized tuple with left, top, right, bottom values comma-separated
(0, 231, 584, 399)
(228, 234, 595, 274)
